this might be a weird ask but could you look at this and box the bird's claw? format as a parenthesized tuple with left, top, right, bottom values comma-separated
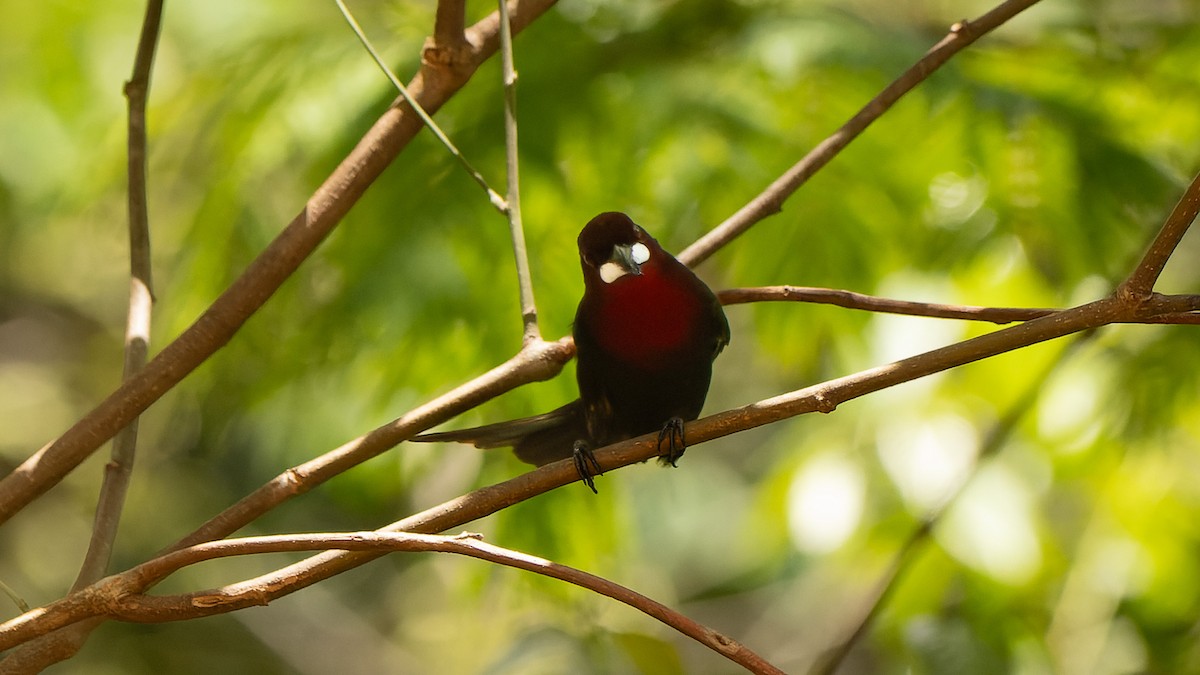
(572, 440, 603, 494)
(657, 417, 687, 467)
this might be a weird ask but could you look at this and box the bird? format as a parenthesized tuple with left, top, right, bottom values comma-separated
(413, 212, 730, 492)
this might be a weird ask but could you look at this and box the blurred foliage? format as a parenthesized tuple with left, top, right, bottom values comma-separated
(2, 0, 1200, 673)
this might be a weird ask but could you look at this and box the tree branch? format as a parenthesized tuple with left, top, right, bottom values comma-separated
(498, 0, 540, 342)
(33, 293, 1128, 629)
(718, 286, 1200, 324)
(337, 0, 507, 211)
(72, 0, 163, 595)
(719, 286, 1056, 323)
(1, 3, 166, 671)
(1, 532, 784, 674)
(1119, 170, 1200, 298)
(677, 0, 1047, 268)
(0, 0, 560, 527)
(433, 0, 468, 50)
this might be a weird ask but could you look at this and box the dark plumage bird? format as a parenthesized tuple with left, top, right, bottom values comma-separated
(414, 212, 730, 491)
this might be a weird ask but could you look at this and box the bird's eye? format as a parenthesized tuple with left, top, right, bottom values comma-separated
(631, 242, 650, 265)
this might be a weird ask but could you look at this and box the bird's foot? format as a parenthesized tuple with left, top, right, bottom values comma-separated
(657, 417, 687, 467)
(572, 440, 604, 494)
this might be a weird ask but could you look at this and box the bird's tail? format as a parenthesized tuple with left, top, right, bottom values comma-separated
(412, 400, 585, 467)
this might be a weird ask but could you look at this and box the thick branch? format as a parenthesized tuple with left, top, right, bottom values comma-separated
(677, 0, 1046, 267)
(0, 0, 560, 527)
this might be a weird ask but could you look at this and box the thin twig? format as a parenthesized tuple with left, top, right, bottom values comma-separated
(719, 286, 1055, 323)
(718, 286, 1200, 324)
(335, 0, 507, 212)
(71, 0, 163, 594)
(165, 337, 572, 553)
(677, 0, 1046, 268)
(0, 0, 559, 527)
(497, 0, 540, 341)
(0, 579, 29, 614)
(2, 4, 165, 671)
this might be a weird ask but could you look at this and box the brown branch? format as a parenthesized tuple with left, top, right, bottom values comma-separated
(70, 0, 163, 593)
(1, 533, 784, 674)
(718, 286, 1056, 323)
(677, 0, 1046, 268)
(1119, 170, 1200, 298)
(718, 286, 1200, 324)
(498, 0, 540, 342)
(433, 0, 468, 50)
(2, 4, 166, 671)
(72, 0, 162, 595)
(0, 0, 560, 527)
(166, 337, 572, 553)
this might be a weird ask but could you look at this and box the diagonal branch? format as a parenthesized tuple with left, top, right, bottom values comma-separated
(0, 0, 560, 528)
(337, 0, 507, 211)
(677, 0, 1046, 268)
(165, 337, 572, 553)
(1118, 170, 1200, 298)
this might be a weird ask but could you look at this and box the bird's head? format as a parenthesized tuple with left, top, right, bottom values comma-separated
(577, 212, 660, 285)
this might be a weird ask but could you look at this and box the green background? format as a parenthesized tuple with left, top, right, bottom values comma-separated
(2, 0, 1200, 673)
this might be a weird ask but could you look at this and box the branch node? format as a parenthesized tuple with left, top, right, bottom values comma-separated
(813, 392, 837, 414)
(421, 38, 473, 76)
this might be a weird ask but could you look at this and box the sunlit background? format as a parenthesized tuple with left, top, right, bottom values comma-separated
(3, 0, 1200, 673)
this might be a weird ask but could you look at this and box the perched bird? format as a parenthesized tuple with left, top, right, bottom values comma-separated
(414, 212, 730, 491)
